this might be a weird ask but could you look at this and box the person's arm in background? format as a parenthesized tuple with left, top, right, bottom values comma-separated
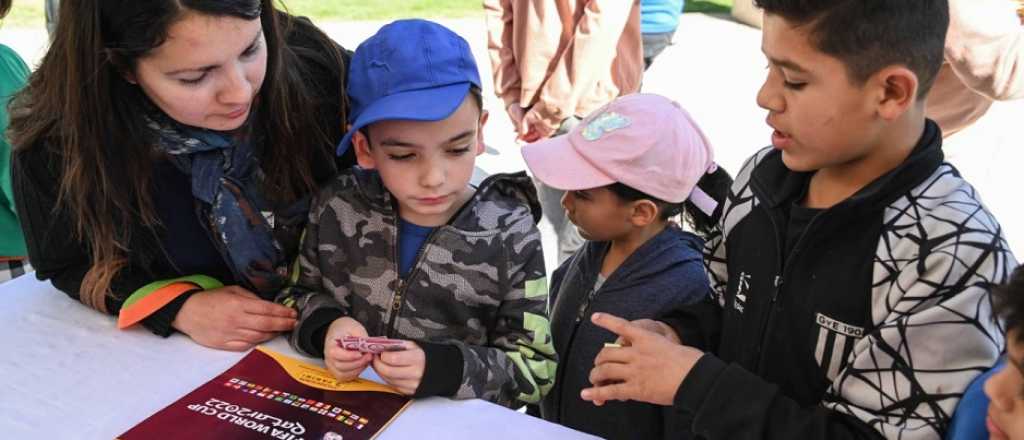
(524, 0, 639, 138)
(945, 0, 1024, 101)
(483, 0, 527, 132)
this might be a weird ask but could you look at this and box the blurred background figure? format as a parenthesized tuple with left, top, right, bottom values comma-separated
(0, 0, 31, 282)
(484, 0, 643, 263)
(930, 0, 1024, 256)
(44, 0, 57, 38)
(928, 0, 1024, 137)
(640, 0, 684, 69)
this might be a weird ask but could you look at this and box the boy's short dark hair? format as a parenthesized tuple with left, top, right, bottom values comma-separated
(994, 266, 1024, 345)
(755, 0, 949, 98)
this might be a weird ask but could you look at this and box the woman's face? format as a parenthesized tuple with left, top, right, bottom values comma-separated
(131, 12, 267, 131)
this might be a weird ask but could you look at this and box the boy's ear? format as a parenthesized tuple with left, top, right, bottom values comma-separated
(475, 110, 490, 156)
(630, 200, 659, 227)
(352, 130, 376, 169)
(874, 66, 919, 121)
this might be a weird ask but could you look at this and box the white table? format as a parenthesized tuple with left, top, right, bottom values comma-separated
(0, 274, 597, 439)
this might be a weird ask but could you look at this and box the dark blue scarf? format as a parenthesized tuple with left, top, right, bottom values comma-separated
(146, 113, 304, 295)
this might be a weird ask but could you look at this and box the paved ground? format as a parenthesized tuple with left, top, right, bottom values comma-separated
(3, 13, 1022, 270)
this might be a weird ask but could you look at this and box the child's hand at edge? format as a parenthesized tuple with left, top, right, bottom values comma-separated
(324, 317, 372, 382)
(372, 341, 426, 396)
(615, 318, 682, 346)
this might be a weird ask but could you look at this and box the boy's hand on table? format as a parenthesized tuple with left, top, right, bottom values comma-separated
(173, 286, 297, 352)
(582, 313, 704, 407)
(373, 341, 425, 395)
(324, 317, 373, 382)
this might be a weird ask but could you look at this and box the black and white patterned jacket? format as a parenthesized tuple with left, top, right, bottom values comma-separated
(663, 121, 1017, 440)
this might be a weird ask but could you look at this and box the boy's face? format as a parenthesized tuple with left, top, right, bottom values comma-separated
(757, 14, 885, 173)
(354, 95, 487, 227)
(561, 188, 635, 242)
(985, 330, 1024, 440)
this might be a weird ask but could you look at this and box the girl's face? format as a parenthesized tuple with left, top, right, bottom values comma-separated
(130, 12, 267, 131)
(560, 188, 637, 242)
(985, 330, 1024, 440)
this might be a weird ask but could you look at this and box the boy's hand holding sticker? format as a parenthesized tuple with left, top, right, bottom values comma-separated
(372, 341, 426, 396)
(331, 333, 422, 395)
(323, 317, 373, 382)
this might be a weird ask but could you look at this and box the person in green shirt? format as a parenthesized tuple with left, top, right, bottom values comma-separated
(0, 0, 31, 282)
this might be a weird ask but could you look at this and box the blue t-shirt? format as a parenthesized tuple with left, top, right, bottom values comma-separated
(640, 0, 685, 34)
(398, 219, 435, 278)
(946, 358, 1006, 440)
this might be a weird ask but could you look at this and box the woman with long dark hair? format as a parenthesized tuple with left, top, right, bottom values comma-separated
(9, 0, 352, 351)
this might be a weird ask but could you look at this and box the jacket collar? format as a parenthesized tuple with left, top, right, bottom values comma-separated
(750, 119, 944, 213)
(575, 225, 704, 288)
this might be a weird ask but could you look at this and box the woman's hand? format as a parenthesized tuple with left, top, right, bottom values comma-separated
(172, 285, 297, 351)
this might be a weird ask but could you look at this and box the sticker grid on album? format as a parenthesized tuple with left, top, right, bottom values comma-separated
(224, 378, 370, 430)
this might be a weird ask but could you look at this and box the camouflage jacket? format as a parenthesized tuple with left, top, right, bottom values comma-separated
(278, 167, 556, 407)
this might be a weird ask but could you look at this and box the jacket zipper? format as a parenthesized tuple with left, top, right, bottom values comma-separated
(574, 280, 602, 323)
(384, 220, 440, 339)
(381, 187, 479, 338)
(556, 271, 605, 422)
(753, 199, 823, 374)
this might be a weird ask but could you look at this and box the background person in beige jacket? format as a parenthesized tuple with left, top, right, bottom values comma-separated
(484, 0, 644, 262)
(930, 0, 1024, 256)
(928, 0, 1024, 136)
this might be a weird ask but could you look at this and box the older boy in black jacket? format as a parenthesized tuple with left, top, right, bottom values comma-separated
(578, 1, 1017, 439)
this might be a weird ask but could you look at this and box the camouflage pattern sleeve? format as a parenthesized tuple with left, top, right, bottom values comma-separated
(449, 218, 557, 407)
(275, 191, 347, 357)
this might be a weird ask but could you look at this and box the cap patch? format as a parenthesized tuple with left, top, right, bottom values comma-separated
(581, 112, 631, 141)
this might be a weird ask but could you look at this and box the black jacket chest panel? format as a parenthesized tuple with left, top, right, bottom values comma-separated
(718, 201, 882, 405)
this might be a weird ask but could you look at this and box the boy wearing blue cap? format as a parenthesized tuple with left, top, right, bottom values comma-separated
(277, 20, 556, 407)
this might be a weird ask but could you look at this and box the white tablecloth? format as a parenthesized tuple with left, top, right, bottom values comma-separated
(0, 274, 596, 439)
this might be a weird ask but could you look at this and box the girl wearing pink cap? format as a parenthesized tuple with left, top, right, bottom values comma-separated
(520, 93, 730, 439)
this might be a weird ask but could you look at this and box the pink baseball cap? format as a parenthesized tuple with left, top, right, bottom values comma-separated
(521, 93, 718, 214)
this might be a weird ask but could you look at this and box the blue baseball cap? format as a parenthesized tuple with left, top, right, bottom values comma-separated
(336, 19, 482, 156)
